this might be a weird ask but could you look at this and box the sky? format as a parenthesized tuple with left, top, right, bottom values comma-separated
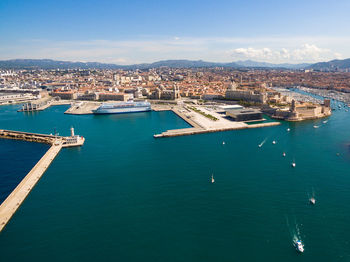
(0, 0, 350, 64)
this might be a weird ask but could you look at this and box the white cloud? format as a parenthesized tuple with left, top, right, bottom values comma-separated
(231, 47, 274, 60)
(230, 44, 342, 63)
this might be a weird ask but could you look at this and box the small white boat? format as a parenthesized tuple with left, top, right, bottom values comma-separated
(222, 141, 225, 145)
(272, 140, 276, 144)
(287, 128, 290, 132)
(309, 197, 316, 205)
(323, 120, 328, 124)
(313, 125, 319, 129)
(295, 240, 304, 253)
(292, 162, 296, 168)
(211, 174, 215, 184)
(258, 144, 262, 148)
(283, 152, 286, 157)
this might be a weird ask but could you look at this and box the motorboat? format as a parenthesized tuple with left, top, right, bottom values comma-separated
(309, 197, 316, 205)
(272, 140, 276, 144)
(211, 174, 215, 184)
(222, 141, 225, 145)
(313, 125, 319, 128)
(283, 152, 286, 157)
(323, 120, 328, 124)
(287, 128, 290, 132)
(292, 162, 296, 168)
(295, 240, 304, 253)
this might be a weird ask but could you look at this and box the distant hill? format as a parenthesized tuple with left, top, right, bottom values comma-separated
(234, 60, 311, 69)
(0, 58, 342, 70)
(138, 60, 239, 69)
(308, 58, 350, 71)
(0, 59, 239, 70)
(0, 59, 123, 70)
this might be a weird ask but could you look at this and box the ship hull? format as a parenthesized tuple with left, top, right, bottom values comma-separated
(93, 106, 151, 114)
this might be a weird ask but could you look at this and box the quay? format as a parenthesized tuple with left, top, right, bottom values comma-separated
(171, 107, 203, 128)
(64, 101, 100, 115)
(18, 99, 71, 112)
(154, 104, 281, 138)
(0, 128, 84, 232)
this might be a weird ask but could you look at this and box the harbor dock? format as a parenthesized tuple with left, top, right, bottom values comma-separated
(64, 101, 100, 115)
(18, 99, 70, 112)
(171, 107, 203, 128)
(0, 128, 84, 232)
(154, 105, 281, 138)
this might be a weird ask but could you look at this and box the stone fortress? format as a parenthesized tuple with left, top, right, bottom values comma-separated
(272, 98, 331, 121)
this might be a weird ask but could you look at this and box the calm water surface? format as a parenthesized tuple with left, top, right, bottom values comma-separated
(0, 101, 350, 261)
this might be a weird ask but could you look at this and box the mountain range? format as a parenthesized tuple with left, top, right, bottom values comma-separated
(0, 58, 349, 71)
(307, 58, 350, 71)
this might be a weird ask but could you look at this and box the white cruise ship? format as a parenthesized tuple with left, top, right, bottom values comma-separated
(92, 101, 151, 114)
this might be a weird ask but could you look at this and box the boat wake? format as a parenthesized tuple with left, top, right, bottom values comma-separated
(286, 215, 303, 247)
(308, 187, 316, 199)
(258, 138, 267, 148)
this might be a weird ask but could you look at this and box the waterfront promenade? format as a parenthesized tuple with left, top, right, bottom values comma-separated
(0, 142, 62, 232)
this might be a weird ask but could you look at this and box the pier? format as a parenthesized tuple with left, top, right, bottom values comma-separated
(0, 128, 84, 232)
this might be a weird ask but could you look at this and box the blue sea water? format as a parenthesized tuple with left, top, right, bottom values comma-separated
(0, 139, 49, 203)
(0, 101, 350, 261)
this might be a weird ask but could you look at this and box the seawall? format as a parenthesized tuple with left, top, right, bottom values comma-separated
(154, 122, 280, 138)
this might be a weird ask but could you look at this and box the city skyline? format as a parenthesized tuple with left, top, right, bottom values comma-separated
(1, 0, 350, 64)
